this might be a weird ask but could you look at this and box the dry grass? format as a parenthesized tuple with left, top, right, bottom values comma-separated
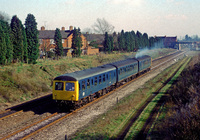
(151, 54, 200, 140)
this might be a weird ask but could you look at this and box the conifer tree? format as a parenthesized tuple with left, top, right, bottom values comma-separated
(22, 24, 28, 63)
(1, 20, 13, 64)
(0, 22, 6, 65)
(10, 15, 24, 62)
(109, 36, 114, 52)
(72, 27, 82, 57)
(130, 31, 136, 51)
(25, 14, 39, 64)
(104, 32, 111, 53)
(143, 33, 149, 47)
(125, 32, 131, 52)
(54, 28, 63, 58)
(118, 30, 125, 51)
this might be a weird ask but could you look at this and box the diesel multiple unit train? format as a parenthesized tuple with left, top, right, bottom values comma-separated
(53, 55, 152, 109)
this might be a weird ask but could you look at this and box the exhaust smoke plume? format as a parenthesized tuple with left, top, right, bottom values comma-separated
(135, 40, 164, 58)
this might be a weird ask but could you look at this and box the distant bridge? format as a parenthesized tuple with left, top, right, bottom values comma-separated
(175, 41, 200, 50)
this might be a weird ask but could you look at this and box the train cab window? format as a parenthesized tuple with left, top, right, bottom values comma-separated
(65, 82, 75, 91)
(109, 73, 111, 80)
(95, 77, 97, 86)
(55, 82, 63, 90)
(82, 81, 86, 90)
(103, 74, 105, 82)
(87, 79, 90, 89)
(99, 75, 102, 84)
(114, 72, 115, 77)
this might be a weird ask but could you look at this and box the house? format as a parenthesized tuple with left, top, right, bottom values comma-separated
(83, 33, 105, 51)
(38, 26, 98, 57)
(155, 36, 177, 48)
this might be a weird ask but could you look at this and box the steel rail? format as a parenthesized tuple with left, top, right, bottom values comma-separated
(0, 110, 23, 121)
(0, 113, 58, 140)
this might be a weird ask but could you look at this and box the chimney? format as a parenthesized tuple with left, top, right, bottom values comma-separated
(69, 26, 73, 31)
(61, 27, 65, 31)
(41, 26, 45, 31)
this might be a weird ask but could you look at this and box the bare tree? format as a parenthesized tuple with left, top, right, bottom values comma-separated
(82, 28, 93, 34)
(0, 11, 10, 22)
(92, 18, 114, 34)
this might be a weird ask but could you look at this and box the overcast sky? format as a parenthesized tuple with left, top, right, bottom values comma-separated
(1, 0, 200, 38)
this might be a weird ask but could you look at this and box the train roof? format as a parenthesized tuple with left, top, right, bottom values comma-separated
(136, 55, 151, 61)
(54, 64, 116, 81)
(108, 58, 138, 68)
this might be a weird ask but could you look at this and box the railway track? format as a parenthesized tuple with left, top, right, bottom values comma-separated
(0, 50, 185, 140)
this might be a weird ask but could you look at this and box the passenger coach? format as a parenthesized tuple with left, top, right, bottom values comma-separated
(52, 55, 152, 109)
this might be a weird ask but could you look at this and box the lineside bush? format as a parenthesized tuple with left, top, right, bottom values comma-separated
(153, 55, 200, 140)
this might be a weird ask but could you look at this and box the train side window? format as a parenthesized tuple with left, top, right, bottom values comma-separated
(99, 75, 102, 84)
(79, 83, 81, 91)
(95, 77, 97, 86)
(103, 74, 105, 82)
(82, 80, 86, 90)
(114, 72, 115, 77)
(109, 73, 111, 80)
(91, 79, 94, 85)
(107, 74, 109, 79)
(87, 79, 90, 89)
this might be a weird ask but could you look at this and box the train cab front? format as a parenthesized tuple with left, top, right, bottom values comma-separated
(52, 80, 79, 103)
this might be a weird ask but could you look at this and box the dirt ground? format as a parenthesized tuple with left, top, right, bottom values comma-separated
(29, 53, 185, 140)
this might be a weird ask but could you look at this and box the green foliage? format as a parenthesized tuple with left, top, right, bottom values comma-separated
(104, 32, 113, 53)
(89, 40, 98, 48)
(72, 27, 82, 57)
(118, 30, 125, 51)
(1, 20, 13, 64)
(143, 33, 149, 47)
(54, 28, 63, 58)
(25, 14, 39, 64)
(10, 15, 24, 62)
(0, 22, 6, 65)
(22, 25, 28, 63)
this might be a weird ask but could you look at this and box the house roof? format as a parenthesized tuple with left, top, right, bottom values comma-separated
(39, 30, 73, 39)
(83, 34, 104, 43)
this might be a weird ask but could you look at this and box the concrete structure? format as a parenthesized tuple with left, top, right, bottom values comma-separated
(155, 36, 177, 48)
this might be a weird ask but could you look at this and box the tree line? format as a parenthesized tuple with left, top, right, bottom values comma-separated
(103, 30, 161, 53)
(0, 13, 38, 65)
(0, 12, 83, 65)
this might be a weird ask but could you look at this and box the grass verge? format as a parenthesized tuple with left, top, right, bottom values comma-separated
(124, 57, 191, 139)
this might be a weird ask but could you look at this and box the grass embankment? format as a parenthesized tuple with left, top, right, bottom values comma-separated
(149, 54, 200, 139)
(0, 53, 133, 106)
(72, 54, 189, 139)
(0, 48, 176, 107)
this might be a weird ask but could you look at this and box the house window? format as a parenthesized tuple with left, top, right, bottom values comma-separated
(62, 39, 64, 44)
(50, 39, 55, 44)
(39, 39, 43, 44)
